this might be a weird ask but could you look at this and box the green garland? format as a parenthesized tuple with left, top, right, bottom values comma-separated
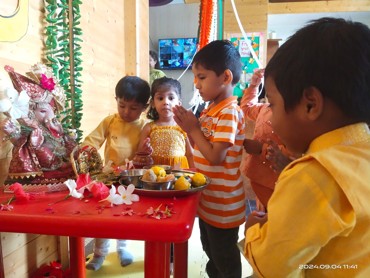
(44, 0, 83, 143)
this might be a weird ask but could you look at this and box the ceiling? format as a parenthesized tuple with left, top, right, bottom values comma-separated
(167, 1, 370, 42)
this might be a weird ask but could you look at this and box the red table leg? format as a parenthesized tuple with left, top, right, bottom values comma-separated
(69, 237, 86, 278)
(173, 241, 188, 278)
(145, 241, 171, 278)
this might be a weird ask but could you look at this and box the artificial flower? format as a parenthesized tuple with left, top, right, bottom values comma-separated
(40, 74, 55, 91)
(0, 83, 30, 119)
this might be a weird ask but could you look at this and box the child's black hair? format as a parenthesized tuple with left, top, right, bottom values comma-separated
(147, 77, 181, 120)
(115, 76, 150, 106)
(265, 17, 370, 123)
(149, 50, 160, 69)
(192, 40, 242, 85)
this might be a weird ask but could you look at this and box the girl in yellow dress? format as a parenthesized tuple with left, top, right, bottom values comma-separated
(138, 77, 194, 169)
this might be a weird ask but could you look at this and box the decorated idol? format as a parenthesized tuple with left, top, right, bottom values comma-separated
(0, 63, 77, 186)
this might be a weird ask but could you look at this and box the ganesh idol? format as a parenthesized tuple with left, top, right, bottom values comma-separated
(0, 63, 77, 187)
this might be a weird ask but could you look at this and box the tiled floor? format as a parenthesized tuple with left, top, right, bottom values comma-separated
(85, 217, 254, 277)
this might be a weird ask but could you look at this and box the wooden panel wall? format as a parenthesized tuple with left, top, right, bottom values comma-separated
(79, 0, 149, 137)
(268, 0, 370, 14)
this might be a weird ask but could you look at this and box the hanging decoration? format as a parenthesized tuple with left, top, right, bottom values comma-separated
(44, 0, 83, 143)
(197, 0, 218, 50)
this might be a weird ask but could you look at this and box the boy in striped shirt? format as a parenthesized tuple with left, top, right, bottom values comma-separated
(173, 40, 246, 278)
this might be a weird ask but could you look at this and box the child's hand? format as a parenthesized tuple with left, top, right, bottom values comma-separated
(249, 68, 265, 88)
(265, 140, 293, 173)
(243, 138, 263, 154)
(173, 105, 198, 134)
(245, 210, 267, 232)
(140, 137, 153, 154)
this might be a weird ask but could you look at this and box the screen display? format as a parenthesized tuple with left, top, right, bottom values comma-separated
(158, 38, 198, 70)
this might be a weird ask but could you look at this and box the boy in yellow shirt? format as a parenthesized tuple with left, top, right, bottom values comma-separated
(244, 18, 370, 277)
(83, 76, 150, 271)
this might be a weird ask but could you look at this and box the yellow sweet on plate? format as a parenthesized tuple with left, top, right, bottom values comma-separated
(191, 172, 207, 187)
(151, 166, 166, 177)
(174, 176, 191, 190)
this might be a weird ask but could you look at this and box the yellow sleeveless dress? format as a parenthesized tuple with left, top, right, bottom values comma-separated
(149, 123, 189, 169)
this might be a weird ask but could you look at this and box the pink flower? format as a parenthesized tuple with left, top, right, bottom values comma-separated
(9, 182, 31, 202)
(143, 203, 175, 219)
(75, 173, 110, 200)
(76, 173, 93, 192)
(90, 182, 110, 200)
(40, 74, 55, 91)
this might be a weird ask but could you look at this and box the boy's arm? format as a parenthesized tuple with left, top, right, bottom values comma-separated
(240, 69, 265, 121)
(82, 116, 111, 149)
(173, 105, 230, 165)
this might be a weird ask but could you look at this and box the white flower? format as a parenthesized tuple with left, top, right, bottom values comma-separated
(64, 179, 83, 199)
(100, 186, 118, 206)
(0, 86, 29, 119)
(101, 184, 139, 206)
(117, 184, 139, 205)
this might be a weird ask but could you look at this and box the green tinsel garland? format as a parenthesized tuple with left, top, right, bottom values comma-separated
(44, 0, 83, 143)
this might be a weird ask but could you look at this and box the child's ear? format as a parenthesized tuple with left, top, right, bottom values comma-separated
(223, 69, 233, 85)
(302, 86, 324, 120)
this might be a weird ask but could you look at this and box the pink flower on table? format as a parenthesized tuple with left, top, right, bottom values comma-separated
(90, 182, 110, 200)
(74, 173, 110, 200)
(76, 173, 94, 193)
(9, 182, 31, 202)
(40, 74, 55, 91)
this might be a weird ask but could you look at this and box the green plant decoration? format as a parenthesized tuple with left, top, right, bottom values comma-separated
(44, 0, 83, 143)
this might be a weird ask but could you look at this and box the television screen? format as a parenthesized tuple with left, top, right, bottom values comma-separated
(158, 38, 198, 70)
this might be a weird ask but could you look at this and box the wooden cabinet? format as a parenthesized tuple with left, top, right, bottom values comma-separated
(267, 39, 281, 64)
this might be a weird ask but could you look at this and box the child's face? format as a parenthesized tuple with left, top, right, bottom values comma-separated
(116, 98, 146, 123)
(265, 77, 309, 154)
(152, 89, 180, 120)
(192, 64, 228, 104)
(149, 56, 156, 69)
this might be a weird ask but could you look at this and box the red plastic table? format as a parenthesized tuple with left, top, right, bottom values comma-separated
(0, 190, 200, 278)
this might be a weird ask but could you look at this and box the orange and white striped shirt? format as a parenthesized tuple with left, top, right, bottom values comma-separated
(194, 96, 246, 229)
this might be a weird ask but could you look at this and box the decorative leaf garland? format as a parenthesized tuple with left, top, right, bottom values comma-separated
(44, 0, 83, 143)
